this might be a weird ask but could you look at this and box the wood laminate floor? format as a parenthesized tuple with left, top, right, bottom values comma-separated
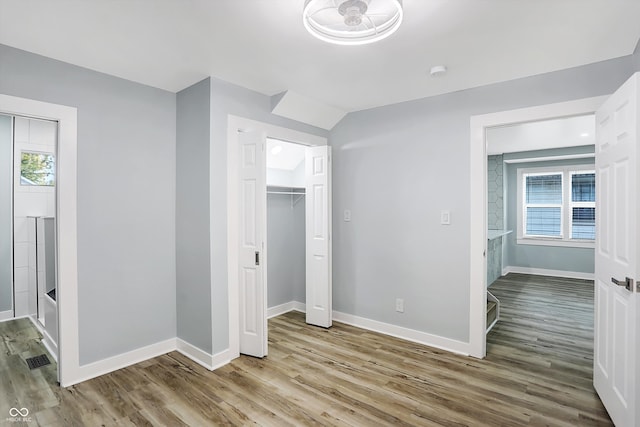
(0, 273, 611, 426)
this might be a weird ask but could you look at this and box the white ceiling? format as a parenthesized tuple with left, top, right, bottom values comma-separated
(1, 1, 639, 112)
(267, 138, 306, 171)
(486, 114, 595, 155)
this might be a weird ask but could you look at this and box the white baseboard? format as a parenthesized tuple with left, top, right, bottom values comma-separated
(332, 311, 470, 356)
(0, 310, 14, 321)
(267, 301, 470, 356)
(210, 349, 233, 370)
(176, 338, 232, 371)
(267, 301, 305, 318)
(503, 266, 594, 281)
(176, 338, 213, 369)
(24, 315, 58, 363)
(42, 329, 58, 363)
(65, 338, 177, 387)
(62, 300, 476, 387)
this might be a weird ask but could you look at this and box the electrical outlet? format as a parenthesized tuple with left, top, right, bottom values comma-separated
(395, 298, 404, 313)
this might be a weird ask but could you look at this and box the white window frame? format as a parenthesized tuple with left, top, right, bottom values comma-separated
(517, 165, 595, 248)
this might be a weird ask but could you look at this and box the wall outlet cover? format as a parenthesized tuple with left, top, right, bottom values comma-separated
(441, 210, 451, 225)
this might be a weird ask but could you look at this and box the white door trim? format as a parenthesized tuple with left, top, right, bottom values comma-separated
(0, 94, 78, 386)
(226, 115, 327, 359)
(468, 95, 607, 358)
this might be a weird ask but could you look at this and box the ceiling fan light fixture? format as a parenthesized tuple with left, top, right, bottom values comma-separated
(303, 0, 403, 46)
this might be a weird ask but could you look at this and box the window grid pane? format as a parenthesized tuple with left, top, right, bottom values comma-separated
(526, 207, 562, 236)
(571, 207, 595, 240)
(572, 173, 595, 202)
(526, 174, 562, 204)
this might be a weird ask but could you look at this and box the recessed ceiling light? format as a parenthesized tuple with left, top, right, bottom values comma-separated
(430, 65, 447, 77)
(580, 132, 590, 137)
(271, 145, 283, 155)
(303, 0, 403, 46)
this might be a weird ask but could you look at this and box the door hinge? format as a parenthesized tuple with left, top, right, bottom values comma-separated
(255, 251, 260, 266)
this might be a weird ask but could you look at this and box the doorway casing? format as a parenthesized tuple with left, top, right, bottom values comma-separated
(0, 94, 78, 386)
(468, 95, 607, 358)
(226, 115, 328, 359)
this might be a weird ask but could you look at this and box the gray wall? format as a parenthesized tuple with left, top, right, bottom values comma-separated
(267, 193, 306, 308)
(176, 78, 212, 352)
(503, 146, 595, 274)
(330, 55, 636, 343)
(206, 78, 328, 353)
(0, 114, 11, 313)
(0, 44, 177, 364)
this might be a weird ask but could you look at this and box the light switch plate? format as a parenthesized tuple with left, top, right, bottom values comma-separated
(441, 210, 451, 225)
(344, 209, 351, 222)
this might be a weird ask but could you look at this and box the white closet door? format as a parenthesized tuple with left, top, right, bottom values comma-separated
(238, 130, 267, 357)
(305, 145, 332, 328)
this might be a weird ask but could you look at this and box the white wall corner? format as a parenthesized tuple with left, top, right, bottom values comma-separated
(176, 338, 233, 371)
(267, 301, 306, 319)
(271, 90, 347, 130)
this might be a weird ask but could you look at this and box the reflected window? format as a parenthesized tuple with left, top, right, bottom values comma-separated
(20, 151, 55, 186)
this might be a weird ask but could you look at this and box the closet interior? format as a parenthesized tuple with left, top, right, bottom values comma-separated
(266, 138, 306, 311)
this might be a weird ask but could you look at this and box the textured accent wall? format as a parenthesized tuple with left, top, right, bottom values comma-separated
(487, 155, 504, 230)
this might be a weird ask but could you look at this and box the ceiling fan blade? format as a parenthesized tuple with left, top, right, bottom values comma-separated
(309, 6, 338, 18)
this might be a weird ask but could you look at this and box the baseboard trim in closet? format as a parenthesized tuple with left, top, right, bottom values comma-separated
(332, 310, 470, 356)
(0, 309, 13, 321)
(267, 301, 305, 319)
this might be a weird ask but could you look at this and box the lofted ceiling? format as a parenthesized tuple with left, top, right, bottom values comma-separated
(1, 0, 639, 113)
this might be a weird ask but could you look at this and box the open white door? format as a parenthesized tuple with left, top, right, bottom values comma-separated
(594, 72, 639, 427)
(238, 130, 267, 357)
(305, 145, 332, 328)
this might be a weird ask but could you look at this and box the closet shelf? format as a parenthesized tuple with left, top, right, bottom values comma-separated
(267, 186, 305, 207)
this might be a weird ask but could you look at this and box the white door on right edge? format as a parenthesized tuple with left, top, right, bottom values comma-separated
(305, 145, 332, 328)
(594, 72, 639, 427)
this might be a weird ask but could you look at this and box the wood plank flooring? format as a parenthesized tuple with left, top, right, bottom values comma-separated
(0, 273, 611, 426)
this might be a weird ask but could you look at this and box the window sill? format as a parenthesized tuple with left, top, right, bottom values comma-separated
(516, 237, 595, 249)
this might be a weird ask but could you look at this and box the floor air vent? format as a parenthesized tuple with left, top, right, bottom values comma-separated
(26, 354, 51, 369)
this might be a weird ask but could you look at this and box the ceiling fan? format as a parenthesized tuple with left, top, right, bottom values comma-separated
(302, 0, 404, 45)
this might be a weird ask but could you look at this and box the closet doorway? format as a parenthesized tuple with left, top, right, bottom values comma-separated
(227, 116, 331, 359)
(265, 139, 307, 321)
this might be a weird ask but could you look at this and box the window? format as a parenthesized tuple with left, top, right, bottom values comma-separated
(517, 165, 595, 247)
(20, 151, 55, 186)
